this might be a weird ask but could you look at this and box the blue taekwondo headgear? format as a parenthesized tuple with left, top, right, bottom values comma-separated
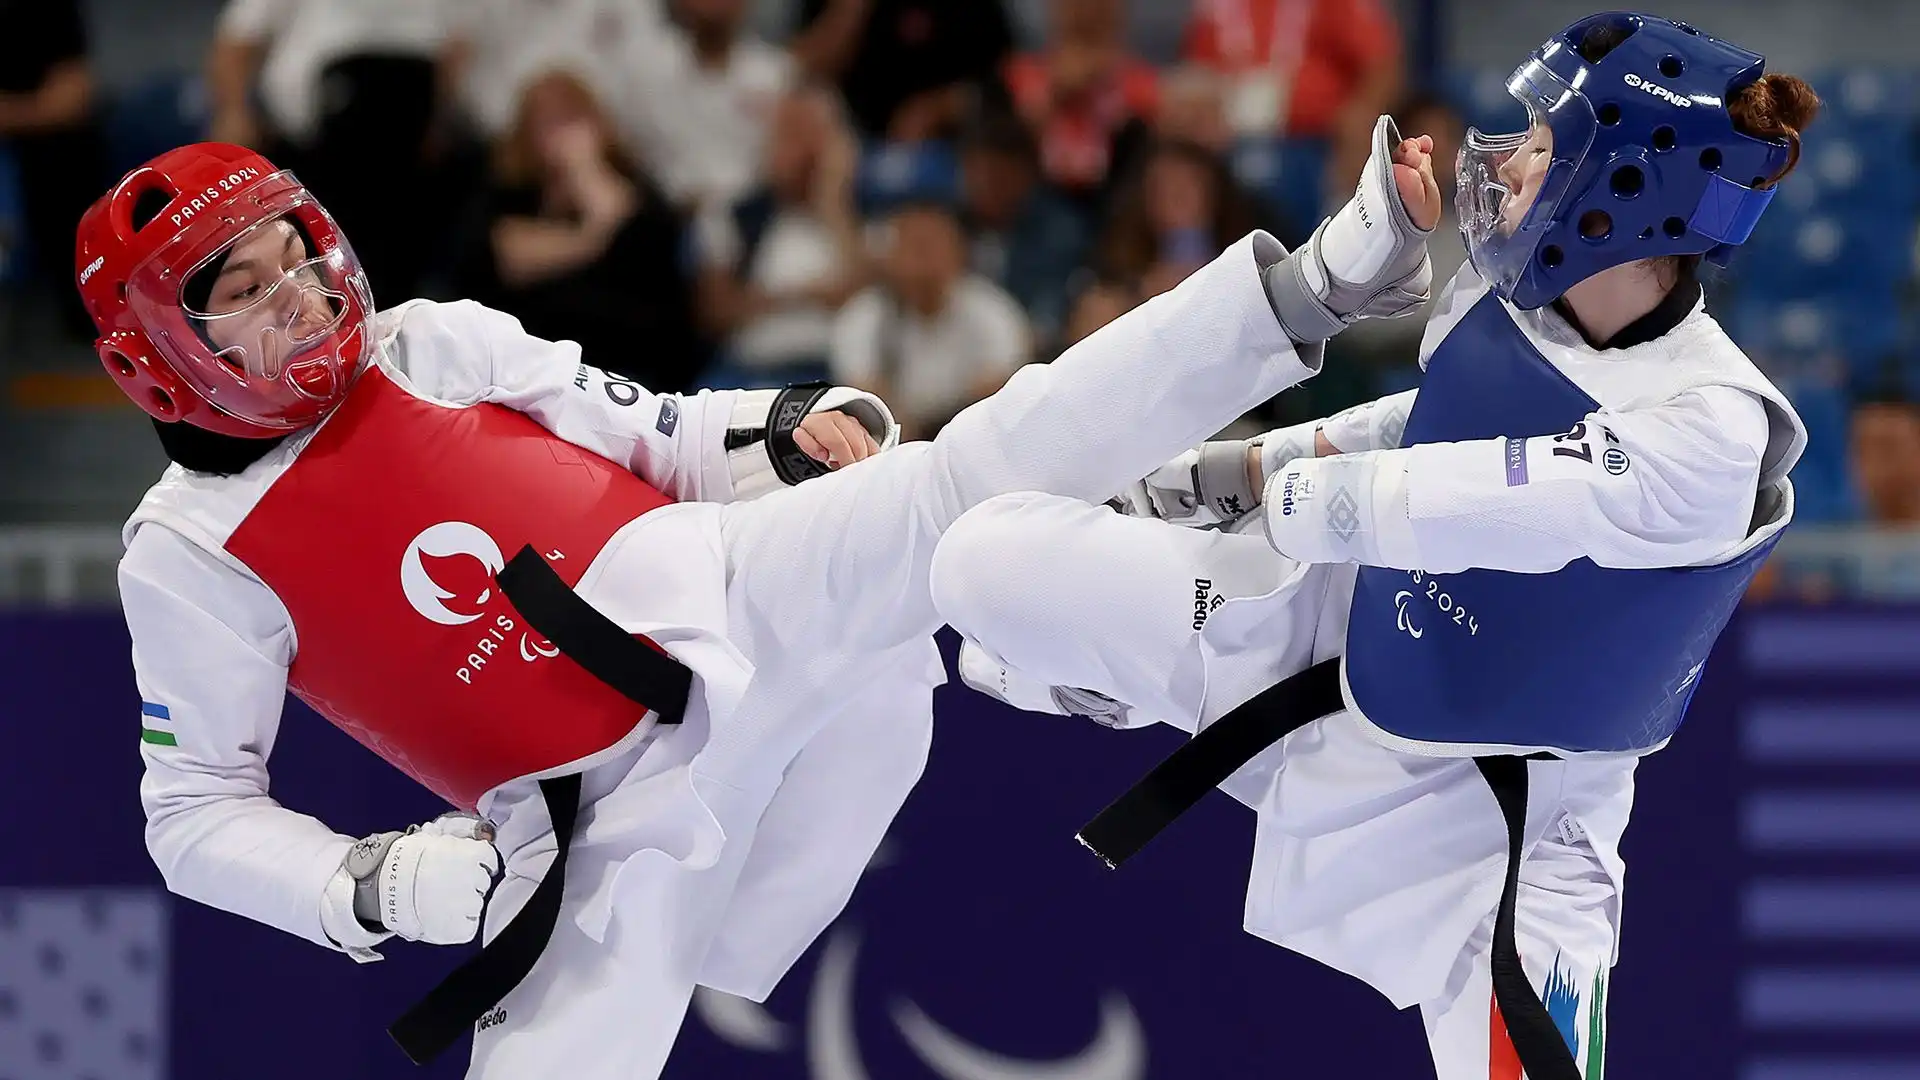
(1457, 11, 1795, 310)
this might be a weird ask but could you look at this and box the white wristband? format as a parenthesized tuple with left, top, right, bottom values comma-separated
(1261, 451, 1421, 568)
(724, 385, 900, 502)
(318, 863, 391, 963)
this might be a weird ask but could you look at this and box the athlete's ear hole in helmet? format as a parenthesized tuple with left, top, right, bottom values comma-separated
(1541, 244, 1565, 268)
(1652, 126, 1678, 152)
(104, 350, 136, 378)
(1659, 54, 1686, 78)
(1575, 18, 1637, 64)
(149, 387, 177, 416)
(1610, 165, 1645, 198)
(1597, 102, 1623, 126)
(130, 187, 173, 232)
(1663, 216, 1689, 239)
(1578, 210, 1613, 241)
(1699, 147, 1723, 171)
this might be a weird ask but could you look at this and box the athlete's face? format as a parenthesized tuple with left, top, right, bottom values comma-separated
(195, 216, 342, 373)
(1496, 125, 1554, 234)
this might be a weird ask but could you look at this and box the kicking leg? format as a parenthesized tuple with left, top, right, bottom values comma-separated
(718, 230, 1320, 665)
(930, 492, 1324, 733)
(1419, 831, 1618, 1080)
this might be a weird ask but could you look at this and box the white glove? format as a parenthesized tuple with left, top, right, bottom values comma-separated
(343, 814, 502, 946)
(1109, 440, 1262, 529)
(957, 639, 1148, 730)
(1264, 114, 1435, 344)
(726, 384, 900, 501)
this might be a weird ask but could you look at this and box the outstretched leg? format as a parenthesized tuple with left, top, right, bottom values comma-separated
(719, 230, 1320, 669)
(931, 491, 1335, 734)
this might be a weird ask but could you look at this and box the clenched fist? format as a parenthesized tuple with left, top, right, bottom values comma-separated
(347, 814, 502, 945)
(795, 409, 882, 470)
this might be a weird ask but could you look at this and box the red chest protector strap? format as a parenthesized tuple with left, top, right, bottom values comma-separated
(389, 547, 690, 1066)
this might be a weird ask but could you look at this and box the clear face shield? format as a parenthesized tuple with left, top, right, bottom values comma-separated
(1455, 53, 1598, 297)
(127, 193, 372, 430)
(184, 216, 354, 390)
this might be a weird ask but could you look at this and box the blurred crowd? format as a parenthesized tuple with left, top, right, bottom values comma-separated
(0, 0, 1914, 551)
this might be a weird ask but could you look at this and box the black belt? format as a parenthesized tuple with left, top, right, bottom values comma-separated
(388, 545, 692, 1065)
(1076, 658, 1582, 1080)
(1076, 658, 1343, 866)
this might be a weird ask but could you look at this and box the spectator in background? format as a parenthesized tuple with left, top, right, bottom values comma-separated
(792, 0, 1015, 140)
(207, 0, 446, 155)
(453, 70, 704, 392)
(1851, 389, 1920, 524)
(622, 0, 793, 215)
(207, 0, 452, 300)
(0, 0, 105, 334)
(1065, 138, 1265, 342)
(1182, 0, 1403, 200)
(443, 0, 665, 143)
(832, 200, 1030, 440)
(695, 85, 867, 388)
(1157, 65, 1235, 156)
(1003, 0, 1157, 198)
(958, 114, 1091, 353)
(1754, 384, 1920, 604)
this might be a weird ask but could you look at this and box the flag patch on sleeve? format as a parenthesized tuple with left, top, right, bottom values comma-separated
(140, 702, 177, 747)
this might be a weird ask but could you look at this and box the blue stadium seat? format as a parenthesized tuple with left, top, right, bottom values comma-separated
(1794, 129, 1918, 212)
(103, 72, 209, 177)
(857, 141, 960, 215)
(1779, 377, 1864, 524)
(1723, 292, 1907, 377)
(1443, 68, 1526, 133)
(1229, 136, 1327, 232)
(0, 142, 21, 285)
(1811, 67, 1920, 125)
(1734, 206, 1913, 303)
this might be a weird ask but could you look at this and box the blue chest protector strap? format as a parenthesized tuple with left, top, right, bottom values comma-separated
(1078, 679, 1582, 1080)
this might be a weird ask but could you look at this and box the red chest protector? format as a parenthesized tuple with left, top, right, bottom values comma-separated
(226, 367, 677, 811)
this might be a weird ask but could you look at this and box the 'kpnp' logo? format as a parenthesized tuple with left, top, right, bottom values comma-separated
(400, 522, 505, 626)
(1623, 72, 1693, 108)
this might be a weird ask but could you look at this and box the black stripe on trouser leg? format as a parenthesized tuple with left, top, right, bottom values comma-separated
(1474, 756, 1582, 1080)
(389, 773, 581, 1065)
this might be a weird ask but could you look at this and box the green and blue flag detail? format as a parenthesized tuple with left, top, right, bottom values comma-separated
(140, 702, 177, 747)
(1542, 952, 1608, 1079)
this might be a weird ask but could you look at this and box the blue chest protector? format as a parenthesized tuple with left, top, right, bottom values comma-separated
(1342, 293, 1778, 756)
